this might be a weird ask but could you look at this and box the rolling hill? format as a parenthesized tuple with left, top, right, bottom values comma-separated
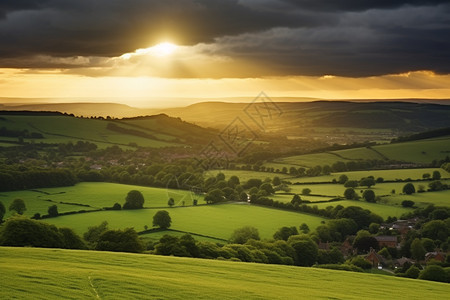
(0, 111, 217, 148)
(1, 247, 449, 299)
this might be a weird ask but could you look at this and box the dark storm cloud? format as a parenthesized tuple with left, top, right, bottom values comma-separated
(281, 0, 450, 11)
(0, 0, 449, 77)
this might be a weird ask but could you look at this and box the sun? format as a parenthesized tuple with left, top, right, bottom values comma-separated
(151, 42, 177, 56)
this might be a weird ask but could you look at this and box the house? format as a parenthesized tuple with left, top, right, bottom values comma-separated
(365, 248, 387, 267)
(375, 236, 398, 248)
(393, 257, 415, 268)
(318, 242, 330, 251)
(340, 237, 355, 257)
(425, 252, 446, 263)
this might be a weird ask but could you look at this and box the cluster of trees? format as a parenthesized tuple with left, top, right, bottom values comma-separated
(402, 179, 448, 195)
(0, 217, 86, 249)
(0, 127, 43, 139)
(0, 167, 76, 192)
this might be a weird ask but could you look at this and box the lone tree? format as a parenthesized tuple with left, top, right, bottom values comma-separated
(0, 201, 5, 223)
(362, 190, 376, 203)
(123, 190, 144, 209)
(359, 177, 376, 188)
(432, 170, 441, 180)
(153, 210, 171, 229)
(9, 198, 26, 215)
(168, 198, 175, 207)
(344, 188, 356, 200)
(48, 205, 59, 217)
(301, 188, 311, 195)
(338, 174, 348, 184)
(291, 194, 302, 205)
(402, 183, 416, 195)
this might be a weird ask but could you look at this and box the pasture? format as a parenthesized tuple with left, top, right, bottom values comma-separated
(272, 136, 450, 168)
(1, 247, 449, 300)
(0, 182, 203, 218)
(44, 203, 326, 240)
(0, 114, 179, 148)
(310, 200, 412, 219)
(206, 169, 291, 182)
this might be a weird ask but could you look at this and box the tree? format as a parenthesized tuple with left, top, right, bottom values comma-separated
(432, 170, 441, 180)
(421, 220, 449, 242)
(168, 198, 175, 207)
(228, 175, 240, 188)
(410, 238, 426, 261)
(419, 265, 448, 283)
(301, 188, 311, 195)
(344, 180, 358, 188)
(401, 200, 415, 208)
(359, 177, 375, 188)
(288, 235, 318, 266)
(362, 189, 376, 203)
(112, 202, 121, 210)
(96, 228, 144, 253)
(422, 173, 431, 180)
(272, 176, 281, 186)
(123, 190, 144, 209)
(0, 201, 5, 223)
(230, 226, 260, 244)
(204, 188, 224, 204)
(260, 183, 274, 195)
(47, 205, 58, 217)
(402, 183, 415, 195)
(291, 194, 302, 205)
(153, 210, 171, 229)
(344, 188, 356, 200)
(299, 223, 310, 234)
(83, 221, 109, 245)
(428, 180, 444, 191)
(338, 174, 348, 184)
(273, 226, 298, 241)
(9, 199, 26, 215)
(405, 265, 420, 279)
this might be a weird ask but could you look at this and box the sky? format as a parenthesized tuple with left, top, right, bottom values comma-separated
(0, 0, 449, 107)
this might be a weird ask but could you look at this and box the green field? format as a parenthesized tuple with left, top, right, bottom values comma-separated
(207, 169, 291, 182)
(272, 194, 335, 203)
(382, 189, 450, 208)
(273, 137, 450, 168)
(1, 247, 449, 299)
(44, 203, 326, 240)
(310, 200, 412, 219)
(0, 115, 180, 148)
(0, 183, 203, 218)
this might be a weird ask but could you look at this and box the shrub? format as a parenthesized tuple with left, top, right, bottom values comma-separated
(348, 257, 372, 270)
(230, 226, 260, 244)
(405, 265, 420, 279)
(401, 200, 415, 208)
(419, 265, 448, 283)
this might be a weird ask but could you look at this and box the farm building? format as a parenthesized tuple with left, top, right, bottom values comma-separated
(374, 236, 398, 248)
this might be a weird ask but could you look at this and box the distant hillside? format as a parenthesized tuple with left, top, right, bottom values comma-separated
(0, 111, 216, 148)
(161, 101, 450, 129)
(1, 247, 449, 299)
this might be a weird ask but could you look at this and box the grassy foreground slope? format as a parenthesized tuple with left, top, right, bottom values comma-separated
(1, 247, 449, 300)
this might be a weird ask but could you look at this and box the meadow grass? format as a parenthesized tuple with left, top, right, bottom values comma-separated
(273, 137, 450, 167)
(272, 194, 335, 203)
(207, 169, 291, 182)
(0, 115, 177, 148)
(0, 182, 203, 218)
(1, 247, 449, 300)
(309, 200, 412, 219)
(44, 203, 326, 240)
